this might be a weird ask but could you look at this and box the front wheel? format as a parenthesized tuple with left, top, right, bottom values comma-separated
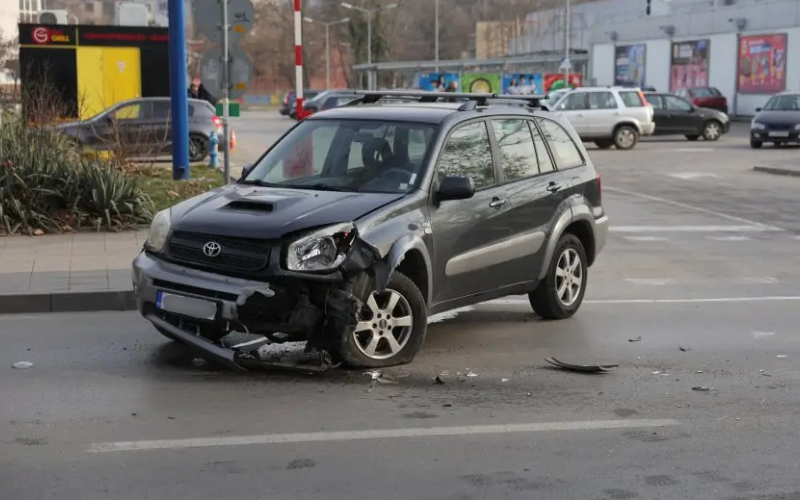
(337, 271, 428, 368)
(613, 125, 638, 150)
(750, 139, 763, 149)
(189, 134, 210, 162)
(529, 234, 588, 320)
(702, 120, 722, 141)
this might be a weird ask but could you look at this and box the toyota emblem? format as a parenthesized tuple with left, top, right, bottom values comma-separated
(202, 241, 222, 257)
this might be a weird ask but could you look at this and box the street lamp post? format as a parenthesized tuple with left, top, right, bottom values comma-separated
(340, 2, 397, 90)
(304, 16, 350, 90)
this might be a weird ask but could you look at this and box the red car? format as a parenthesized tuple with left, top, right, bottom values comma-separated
(676, 87, 728, 114)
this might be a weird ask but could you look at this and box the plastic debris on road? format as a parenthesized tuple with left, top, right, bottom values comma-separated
(12, 361, 33, 369)
(679, 347, 691, 352)
(466, 370, 479, 378)
(692, 386, 714, 392)
(776, 355, 788, 359)
(545, 357, 619, 373)
(629, 336, 642, 343)
(501, 378, 510, 383)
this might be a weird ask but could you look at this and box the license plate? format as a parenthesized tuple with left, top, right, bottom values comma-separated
(156, 291, 217, 320)
(769, 131, 789, 137)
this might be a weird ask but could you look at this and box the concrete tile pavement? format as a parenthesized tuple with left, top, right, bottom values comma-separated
(0, 230, 146, 314)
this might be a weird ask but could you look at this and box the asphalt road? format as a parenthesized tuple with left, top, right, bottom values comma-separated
(4, 114, 800, 500)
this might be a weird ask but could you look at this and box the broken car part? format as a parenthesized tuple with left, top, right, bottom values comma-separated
(545, 357, 619, 373)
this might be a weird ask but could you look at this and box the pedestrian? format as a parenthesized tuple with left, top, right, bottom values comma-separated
(188, 78, 219, 106)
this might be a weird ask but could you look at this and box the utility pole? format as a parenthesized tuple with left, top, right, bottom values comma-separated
(168, 0, 189, 180)
(341, 2, 397, 90)
(304, 16, 350, 89)
(220, 0, 231, 184)
(563, 0, 571, 86)
(434, 0, 439, 72)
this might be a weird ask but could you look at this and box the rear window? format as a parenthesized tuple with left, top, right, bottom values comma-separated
(618, 91, 645, 107)
(690, 87, 721, 98)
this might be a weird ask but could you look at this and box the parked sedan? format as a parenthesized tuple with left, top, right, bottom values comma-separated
(750, 92, 800, 148)
(644, 92, 730, 141)
(301, 90, 359, 115)
(676, 87, 728, 114)
(56, 97, 233, 162)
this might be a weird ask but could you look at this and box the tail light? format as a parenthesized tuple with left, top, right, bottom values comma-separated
(230, 129, 236, 151)
(212, 115, 221, 127)
(693, 99, 701, 106)
(637, 89, 647, 105)
(283, 95, 289, 105)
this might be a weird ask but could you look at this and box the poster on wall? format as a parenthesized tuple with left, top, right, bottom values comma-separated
(543, 73, 582, 93)
(418, 73, 459, 91)
(737, 34, 786, 94)
(614, 44, 647, 87)
(501, 73, 544, 95)
(461, 73, 501, 93)
(670, 39, 710, 91)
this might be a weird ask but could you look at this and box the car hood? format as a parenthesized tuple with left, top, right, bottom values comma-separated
(754, 111, 800, 125)
(169, 184, 405, 240)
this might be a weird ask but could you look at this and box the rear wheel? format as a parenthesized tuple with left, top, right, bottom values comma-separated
(595, 139, 613, 149)
(337, 271, 428, 369)
(702, 120, 722, 141)
(529, 234, 588, 320)
(189, 134, 209, 162)
(750, 139, 763, 149)
(613, 125, 638, 150)
(685, 135, 700, 141)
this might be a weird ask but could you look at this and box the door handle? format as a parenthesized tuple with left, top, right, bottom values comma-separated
(547, 182, 563, 193)
(489, 197, 506, 208)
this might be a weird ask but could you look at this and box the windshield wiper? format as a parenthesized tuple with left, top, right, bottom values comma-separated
(239, 179, 281, 187)
(279, 183, 359, 193)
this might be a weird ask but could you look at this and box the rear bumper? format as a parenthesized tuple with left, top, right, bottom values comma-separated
(639, 122, 655, 136)
(593, 215, 609, 260)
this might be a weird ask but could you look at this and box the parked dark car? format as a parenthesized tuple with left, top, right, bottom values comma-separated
(132, 90, 608, 372)
(301, 90, 359, 115)
(279, 91, 295, 116)
(56, 97, 232, 162)
(644, 91, 730, 141)
(750, 92, 800, 148)
(675, 87, 728, 114)
(287, 90, 322, 119)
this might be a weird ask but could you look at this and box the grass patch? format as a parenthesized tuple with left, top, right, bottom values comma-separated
(133, 164, 227, 212)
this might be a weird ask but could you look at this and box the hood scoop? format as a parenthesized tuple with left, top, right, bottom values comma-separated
(225, 199, 274, 212)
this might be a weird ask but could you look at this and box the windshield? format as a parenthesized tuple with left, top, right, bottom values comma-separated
(243, 119, 438, 194)
(543, 90, 568, 107)
(762, 94, 800, 111)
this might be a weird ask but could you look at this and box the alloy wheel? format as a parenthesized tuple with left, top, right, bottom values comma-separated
(555, 248, 583, 307)
(353, 289, 414, 360)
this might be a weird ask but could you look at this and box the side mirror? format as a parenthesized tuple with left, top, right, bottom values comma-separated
(437, 175, 475, 202)
(239, 163, 253, 180)
(755, 107, 762, 112)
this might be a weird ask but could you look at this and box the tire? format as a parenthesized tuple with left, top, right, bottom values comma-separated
(685, 135, 700, 141)
(337, 271, 428, 369)
(702, 120, 722, 141)
(595, 140, 613, 149)
(189, 134, 209, 163)
(613, 125, 638, 150)
(750, 139, 763, 149)
(529, 233, 588, 320)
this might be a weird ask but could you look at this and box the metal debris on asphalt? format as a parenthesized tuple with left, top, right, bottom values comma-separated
(501, 378, 510, 383)
(692, 386, 714, 392)
(466, 370, 479, 378)
(760, 370, 772, 377)
(629, 336, 642, 343)
(434, 375, 445, 385)
(679, 347, 691, 352)
(12, 361, 33, 369)
(545, 357, 619, 373)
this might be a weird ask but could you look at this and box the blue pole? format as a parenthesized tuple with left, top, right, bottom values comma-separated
(168, 0, 190, 180)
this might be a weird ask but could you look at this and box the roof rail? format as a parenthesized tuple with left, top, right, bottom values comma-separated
(343, 90, 548, 110)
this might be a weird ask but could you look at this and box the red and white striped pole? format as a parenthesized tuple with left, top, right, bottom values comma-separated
(294, 0, 306, 120)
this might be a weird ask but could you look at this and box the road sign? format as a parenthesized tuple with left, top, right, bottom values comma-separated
(193, 0, 254, 43)
(199, 45, 254, 100)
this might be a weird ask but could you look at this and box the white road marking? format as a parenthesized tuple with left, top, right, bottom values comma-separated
(669, 172, 720, 180)
(707, 235, 751, 241)
(88, 419, 680, 453)
(675, 148, 715, 153)
(751, 331, 775, 339)
(736, 277, 778, 284)
(485, 296, 800, 306)
(610, 225, 779, 233)
(623, 236, 668, 242)
(625, 278, 674, 285)
(604, 187, 785, 232)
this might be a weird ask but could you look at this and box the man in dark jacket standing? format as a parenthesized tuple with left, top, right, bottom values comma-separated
(188, 78, 218, 106)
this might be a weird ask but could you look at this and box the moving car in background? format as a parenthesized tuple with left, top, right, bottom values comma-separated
(279, 91, 295, 116)
(675, 87, 728, 114)
(133, 90, 608, 372)
(300, 90, 359, 116)
(644, 91, 729, 141)
(541, 89, 570, 109)
(288, 90, 323, 119)
(550, 86, 655, 150)
(56, 97, 234, 163)
(750, 91, 800, 149)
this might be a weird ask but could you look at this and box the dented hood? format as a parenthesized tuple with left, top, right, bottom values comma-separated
(170, 184, 404, 239)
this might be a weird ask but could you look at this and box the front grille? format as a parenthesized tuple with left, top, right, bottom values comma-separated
(767, 123, 793, 131)
(167, 231, 271, 272)
(151, 279, 238, 301)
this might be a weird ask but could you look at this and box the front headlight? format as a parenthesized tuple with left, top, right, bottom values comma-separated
(752, 122, 766, 130)
(145, 209, 171, 252)
(794, 124, 800, 131)
(286, 222, 355, 272)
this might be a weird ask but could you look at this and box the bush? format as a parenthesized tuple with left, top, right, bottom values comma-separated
(0, 117, 156, 235)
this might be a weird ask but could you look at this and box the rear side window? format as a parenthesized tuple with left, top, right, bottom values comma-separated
(619, 91, 645, 107)
(151, 101, 171, 119)
(691, 87, 720, 98)
(535, 118, 584, 169)
(589, 91, 618, 109)
(490, 119, 538, 182)
(646, 94, 664, 109)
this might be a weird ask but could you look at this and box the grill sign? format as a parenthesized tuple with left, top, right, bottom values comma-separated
(31, 26, 71, 44)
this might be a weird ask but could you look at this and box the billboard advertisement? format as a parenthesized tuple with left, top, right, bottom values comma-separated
(501, 73, 543, 95)
(418, 72, 459, 91)
(614, 44, 646, 87)
(670, 39, 710, 91)
(543, 73, 582, 93)
(460, 72, 501, 93)
(737, 34, 786, 94)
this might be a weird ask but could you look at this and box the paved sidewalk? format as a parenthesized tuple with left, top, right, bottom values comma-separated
(0, 230, 146, 314)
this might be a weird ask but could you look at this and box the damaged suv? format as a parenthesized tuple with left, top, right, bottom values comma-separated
(132, 90, 608, 371)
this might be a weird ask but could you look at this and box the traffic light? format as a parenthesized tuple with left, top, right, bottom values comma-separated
(646, 0, 651, 15)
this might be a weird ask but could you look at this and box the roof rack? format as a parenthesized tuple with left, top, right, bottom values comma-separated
(343, 90, 548, 110)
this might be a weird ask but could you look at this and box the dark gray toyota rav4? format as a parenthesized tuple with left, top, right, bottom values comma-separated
(132, 91, 608, 371)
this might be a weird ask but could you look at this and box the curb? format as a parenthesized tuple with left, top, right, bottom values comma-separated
(753, 165, 800, 177)
(0, 290, 137, 315)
